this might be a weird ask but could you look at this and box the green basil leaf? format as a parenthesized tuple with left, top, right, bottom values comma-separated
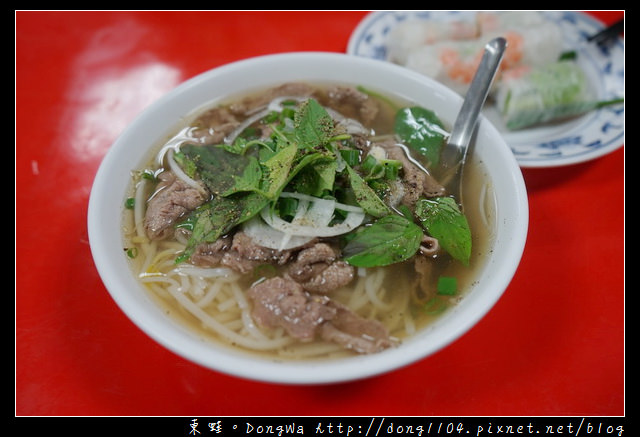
(289, 159, 337, 197)
(260, 143, 298, 199)
(394, 106, 448, 166)
(294, 98, 335, 149)
(180, 144, 252, 197)
(415, 197, 471, 266)
(345, 164, 391, 218)
(221, 156, 262, 196)
(343, 214, 422, 267)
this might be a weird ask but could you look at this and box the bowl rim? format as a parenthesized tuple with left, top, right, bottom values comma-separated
(88, 51, 529, 384)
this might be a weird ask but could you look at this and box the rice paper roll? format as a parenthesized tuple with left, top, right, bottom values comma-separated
(476, 11, 548, 35)
(404, 26, 563, 96)
(387, 18, 479, 65)
(495, 60, 609, 130)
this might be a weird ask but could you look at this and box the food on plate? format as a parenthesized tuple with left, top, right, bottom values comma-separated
(389, 11, 563, 95)
(385, 11, 624, 130)
(121, 82, 494, 359)
(495, 60, 624, 130)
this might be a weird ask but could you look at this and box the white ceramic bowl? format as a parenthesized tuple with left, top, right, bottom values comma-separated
(88, 52, 528, 384)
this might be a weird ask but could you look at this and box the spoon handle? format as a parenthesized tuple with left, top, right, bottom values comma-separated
(442, 37, 507, 170)
(587, 18, 624, 45)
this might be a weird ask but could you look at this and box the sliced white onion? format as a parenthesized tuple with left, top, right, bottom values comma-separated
(223, 108, 271, 145)
(290, 196, 335, 227)
(267, 96, 307, 112)
(260, 206, 365, 238)
(325, 107, 371, 136)
(242, 193, 366, 251)
(166, 149, 209, 196)
(242, 216, 315, 251)
(278, 192, 364, 213)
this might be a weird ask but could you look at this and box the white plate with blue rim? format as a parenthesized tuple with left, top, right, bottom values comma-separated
(347, 11, 624, 168)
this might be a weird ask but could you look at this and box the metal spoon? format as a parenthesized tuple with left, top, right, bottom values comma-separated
(440, 37, 507, 203)
(587, 18, 624, 46)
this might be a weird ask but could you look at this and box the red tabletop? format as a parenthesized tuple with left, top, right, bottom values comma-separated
(16, 11, 624, 417)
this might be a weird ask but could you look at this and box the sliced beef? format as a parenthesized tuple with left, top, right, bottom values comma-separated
(287, 243, 354, 294)
(190, 106, 241, 144)
(248, 277, 335, 341)
(144, 171, 208, 240)
(190, 235, 233, 267)
(413, 254, 437, 301)
(321, 301, 394, 354)
(325, 86, 379, 126)
(377, 139, 446, 206)
(229, 83, 317, 116)
(248, 277, 393, 353)
(219, 231, 294, 274)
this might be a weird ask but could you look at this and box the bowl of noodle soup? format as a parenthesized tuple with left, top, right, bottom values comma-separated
(88, 52, 528, 384)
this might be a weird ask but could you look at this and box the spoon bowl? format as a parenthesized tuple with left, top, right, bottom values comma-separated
(440, 37, 507, 202)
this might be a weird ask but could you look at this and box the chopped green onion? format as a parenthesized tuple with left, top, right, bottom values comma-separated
(437, 276, 458, 295)
(141, 169, 156, 181)
(125, 247, 138, 258)
(262, 110, 280, 124)
(558, 50, 577, 61)
(124, 197, 135, 209)
(381, 159, 401, 180)
(339, 149, 360, 167)
(424, 296, 448, 315)
(253, 263, 278, 280)
(277, 197, 299, 220)
(360, 154, 378, 173)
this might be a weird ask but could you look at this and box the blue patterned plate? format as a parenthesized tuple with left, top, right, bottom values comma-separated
(347, 11, 624, 167)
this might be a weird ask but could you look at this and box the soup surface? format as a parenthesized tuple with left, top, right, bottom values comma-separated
(122, 82, 495, 360)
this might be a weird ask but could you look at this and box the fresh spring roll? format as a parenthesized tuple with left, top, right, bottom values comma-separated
(386, 18, 479, 65)
(404, 25, 563, 96)
(495, 60, 623, 130)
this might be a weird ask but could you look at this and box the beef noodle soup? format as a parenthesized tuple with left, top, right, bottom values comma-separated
(121, 82, 495, 360)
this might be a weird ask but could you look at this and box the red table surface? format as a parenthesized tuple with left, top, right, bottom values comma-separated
(16, 11, 624, 417)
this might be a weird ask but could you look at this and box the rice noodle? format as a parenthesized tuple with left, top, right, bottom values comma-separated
(165, 284, 294, 350)
(196, 282, 223, 308)
(129, 232, 440, 358)
(365, 271, 393, 311)
(133, 177, 148, 239)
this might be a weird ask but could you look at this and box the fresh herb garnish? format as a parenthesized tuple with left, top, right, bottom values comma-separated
(172, 96, 473, 271)
(343, 214, 422, 267)
(394, 106, 448, 166)
(415, 197, 471, 266)
(437, 276, 458, 295)
(344, 164, 391, 218)
(293, 98, 335, 149)
(174, 98, 342, 262)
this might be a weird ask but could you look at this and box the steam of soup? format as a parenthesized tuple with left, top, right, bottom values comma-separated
(122, 83, 495, 360)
